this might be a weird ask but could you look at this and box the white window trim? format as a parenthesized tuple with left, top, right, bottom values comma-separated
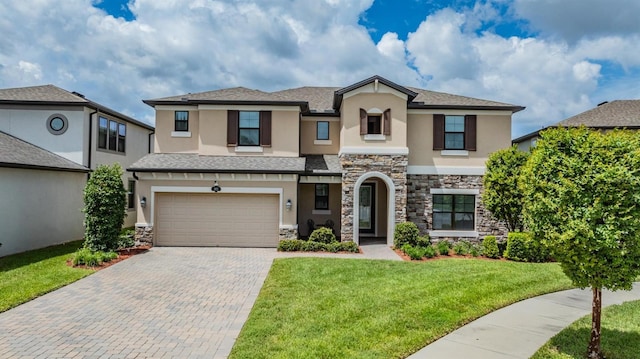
(430, 188, 480, 195)
(312, 209, 332, 215)
(429, 230, 479, 238)
(171, 131, 192, 138)
(339, 147, 409, 155)
(364, 134, 386, 141)
(235, 146, 264, 153)
(407, 166, 485, 176)
(440, 150, 469, 156)
(314, 139, 333, 145)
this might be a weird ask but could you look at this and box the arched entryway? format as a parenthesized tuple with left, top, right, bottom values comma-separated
(353, 171, 395, 246)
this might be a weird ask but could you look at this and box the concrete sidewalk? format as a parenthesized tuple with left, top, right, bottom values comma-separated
(408, 283, 640, 359)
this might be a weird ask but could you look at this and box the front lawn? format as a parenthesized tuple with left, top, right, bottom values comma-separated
(230, 257, 573, 359)
(0, 241, 93, 312)
(532, 299, 640, 359)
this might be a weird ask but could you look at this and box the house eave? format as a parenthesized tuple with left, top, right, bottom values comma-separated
(408, 103, 526, 113)
(0, 162, 90, 173)
(143, 99, 310, 113)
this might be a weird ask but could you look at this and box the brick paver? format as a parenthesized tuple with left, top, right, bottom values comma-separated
(0, 247, 278, 359)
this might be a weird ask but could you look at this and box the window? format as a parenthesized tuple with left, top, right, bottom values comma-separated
(98, 116, 126, 153)
(238, 111, 260, 146)
(127, 180, 135, 209)
(444, 115, 465, 149)
(175, 111, 189, 131)
(432, 194, 475, 230)
(315, 184, 329, 210)
(367, 115, 382, 134)
(46, 114, 68, 135)
(317, 121, 329, 140)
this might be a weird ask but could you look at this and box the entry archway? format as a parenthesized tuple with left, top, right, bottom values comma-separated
(352, 171, 395, 246)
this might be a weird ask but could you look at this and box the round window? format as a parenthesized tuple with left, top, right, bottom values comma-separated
(46, 114, 68, 135)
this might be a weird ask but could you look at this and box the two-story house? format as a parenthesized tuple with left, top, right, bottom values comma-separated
(130, 76, 523, 247)
(0, 84, 155, 255)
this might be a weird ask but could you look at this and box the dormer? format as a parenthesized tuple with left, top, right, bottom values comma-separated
(335, 76, 417, 153)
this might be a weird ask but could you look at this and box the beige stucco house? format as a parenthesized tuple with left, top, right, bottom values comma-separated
(0, 85, 155, 255)
(130, 76, 524, 247)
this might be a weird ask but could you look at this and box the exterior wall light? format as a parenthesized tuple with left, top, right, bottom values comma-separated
(140, 196, 147, 208)
(212, 181, 221, 192)
(286, 199, 292, 211)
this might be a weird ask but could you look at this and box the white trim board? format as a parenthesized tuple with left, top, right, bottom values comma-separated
(339, 146, 409, 155)
(430, 188, 480, 195)
(407, 165, 485, 175)
(429, 230, 479, 238)
(407, 109, 512, 116)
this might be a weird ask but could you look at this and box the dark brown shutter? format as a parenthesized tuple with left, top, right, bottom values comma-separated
(227, 110, 239, 146)
(433, 114, 445, 150)
(260, 111, 272, 147)
(465, 115, 477, 151)
(360, 108, 367, 135)
(383, 109, 391, 136)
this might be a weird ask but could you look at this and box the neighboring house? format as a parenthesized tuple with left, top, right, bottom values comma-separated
(130, 75, 523, 247)
(0, 85, 155, 230)
(0, 131, 89, 256)
(513, 100, 640, 151)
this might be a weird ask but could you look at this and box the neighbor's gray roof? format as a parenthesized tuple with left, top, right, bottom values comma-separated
(129, 153, 306, 173)
(513, 99, 640, 143)
(0, 84, 154, 130)
(0, 131, 89, 172)
(144, 76, 524, 113)
(558, 100, 640, 128)
(304, 155, 341, 174)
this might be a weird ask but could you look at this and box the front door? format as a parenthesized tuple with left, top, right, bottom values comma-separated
(359, 183, 375, 234)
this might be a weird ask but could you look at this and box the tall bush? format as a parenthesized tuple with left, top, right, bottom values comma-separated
(309, 227, 337, 244)
(83, 164, 127, 252)
(482, 236, 500, 259)
(393, 222, 419, 248)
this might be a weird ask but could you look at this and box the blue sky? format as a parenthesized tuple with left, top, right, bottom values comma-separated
(3, 0, 640, 137)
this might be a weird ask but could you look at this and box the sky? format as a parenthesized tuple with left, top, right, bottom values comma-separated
(2, 0, 640, 138)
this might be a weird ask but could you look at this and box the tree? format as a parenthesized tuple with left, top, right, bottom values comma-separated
(520, 127, 640, 359)
(83, 164, 127, 252)
(483, 145, 529, 231)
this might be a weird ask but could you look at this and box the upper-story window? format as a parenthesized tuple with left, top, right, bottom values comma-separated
(98, 116, 126, 153)
(360, 108, 391, 137)
(445, 115, 465, 149)
(433, 114, 476, 151)
(317, 121, 329, 140)
(227, 110, 272, 148)
(367, 115, 381, 134)
(175, 111, 189, 131)
(239, 111, 260, 146)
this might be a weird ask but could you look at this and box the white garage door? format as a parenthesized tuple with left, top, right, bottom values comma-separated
(155, 193, 279, 247)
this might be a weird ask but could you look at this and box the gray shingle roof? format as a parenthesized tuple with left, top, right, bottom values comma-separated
(0, 131, 89, 172)
(143, 76, 523, 113)
(129, 153, 306, 173)
(558, 100, 640, 127)
(0, 84, 154, 130)
(304, 155, 341, 174)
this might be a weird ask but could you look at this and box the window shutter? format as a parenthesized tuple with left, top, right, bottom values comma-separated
(383, 109, 391, 136)
(433, 114, 445, 150)
(260, 111, 272, 147)
(227, 110, 238, 146)
(464, 115, 477, 151)
(360, 108, 367, 135)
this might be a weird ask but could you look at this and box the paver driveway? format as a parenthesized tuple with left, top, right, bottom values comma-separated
(0, 247, 279, 359)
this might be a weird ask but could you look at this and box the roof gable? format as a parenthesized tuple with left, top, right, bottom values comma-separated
(558, 100, 640, 128)
(333, 75, 418, 110)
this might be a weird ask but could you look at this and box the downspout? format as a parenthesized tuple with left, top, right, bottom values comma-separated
(148, 131, 155, 153)
(87, 109, 98, 179)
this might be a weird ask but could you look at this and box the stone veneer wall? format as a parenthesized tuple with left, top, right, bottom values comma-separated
(279, 227, 298, 240)
(339, 154, 408, 242)
(135, 225, 154, 246)
(406, 174, 507, 242)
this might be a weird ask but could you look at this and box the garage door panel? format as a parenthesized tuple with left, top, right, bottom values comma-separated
(155, 193, 279, 247)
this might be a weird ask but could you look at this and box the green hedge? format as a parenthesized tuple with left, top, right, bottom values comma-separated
(482, 236, 500, 259)
(504, 232, 549, 262)
(277, 240, 359, 253)
(309, 227, 337, 244)
(393, 222, 420, 247)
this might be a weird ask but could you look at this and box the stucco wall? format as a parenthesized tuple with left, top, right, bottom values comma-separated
(300, 117, 340, 155)
(0, 105, 85, 164)
(0, 168, 86, 257)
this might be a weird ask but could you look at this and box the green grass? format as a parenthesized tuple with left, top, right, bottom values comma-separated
(0, 241, 93, 312)
(532, 300, 640, 359)
(230, 257, 573, 359)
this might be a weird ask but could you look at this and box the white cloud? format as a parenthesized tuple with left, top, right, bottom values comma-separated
(376, 32, 405, 59)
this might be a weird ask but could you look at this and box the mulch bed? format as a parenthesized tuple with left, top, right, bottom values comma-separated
(393, 248, 507, 262)
(67, 246, 151, 270)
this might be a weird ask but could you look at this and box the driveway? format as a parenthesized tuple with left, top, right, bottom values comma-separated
(0, 247, 279, 359)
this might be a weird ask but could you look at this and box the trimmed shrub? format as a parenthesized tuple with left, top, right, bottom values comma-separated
(401, 244, 426, 260)
(497, 240, 508, 257)
(436, 241, 451, 256)
(339, 241, 360, 253)
(453, 241, 470, 255)
(301, 240, 326, 252)
(416, 235, 431, 248)
(326, 242, 341, 253)
(482, 236, 500, 259)
(394, 222, 420, 248)
(504, 232, 549, 262)
(83, 164, 127, 252)
(423, 245, 437, 258)
(72, 248, 117, 267)
(277, 239, 303, 252)
(309, 227, 337, 244)
(117, 228, 136, 249)
(469, 244, 481, 257)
